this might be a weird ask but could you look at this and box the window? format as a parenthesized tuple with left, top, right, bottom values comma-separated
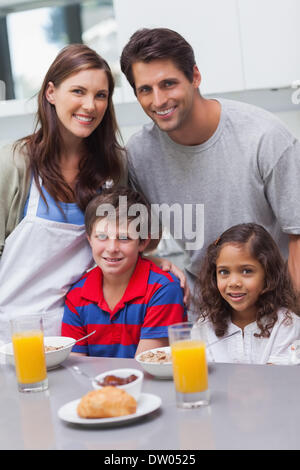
(0, 0, 120, 100)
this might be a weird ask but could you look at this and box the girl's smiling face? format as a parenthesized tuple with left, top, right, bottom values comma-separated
(216, 242, 265, 323)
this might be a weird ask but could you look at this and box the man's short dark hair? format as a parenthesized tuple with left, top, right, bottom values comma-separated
(120, 28, 196, 93)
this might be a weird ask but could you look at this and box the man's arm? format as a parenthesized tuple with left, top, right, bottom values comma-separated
(288, 234, 300, 291)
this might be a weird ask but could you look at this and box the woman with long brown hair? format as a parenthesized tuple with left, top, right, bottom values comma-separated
(0, 44, 125, 343)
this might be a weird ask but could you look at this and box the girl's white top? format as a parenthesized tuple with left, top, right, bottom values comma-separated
(198, 309, 300, 364)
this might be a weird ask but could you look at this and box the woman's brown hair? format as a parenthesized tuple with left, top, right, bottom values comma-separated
(195, 223, 300, 338)
(16, 44, 124, 211)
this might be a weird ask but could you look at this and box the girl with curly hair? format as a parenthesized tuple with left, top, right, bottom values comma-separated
(196, 223, 300, 364)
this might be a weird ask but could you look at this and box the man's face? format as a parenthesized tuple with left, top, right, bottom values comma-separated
(132, 59, 201, 135)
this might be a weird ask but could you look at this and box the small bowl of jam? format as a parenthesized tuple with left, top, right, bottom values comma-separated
(92, 368, 144, 400)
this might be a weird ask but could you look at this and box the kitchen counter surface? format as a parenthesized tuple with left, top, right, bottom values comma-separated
(1, 355, 300, 450)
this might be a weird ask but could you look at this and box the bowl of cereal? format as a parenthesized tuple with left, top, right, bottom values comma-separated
(0, 336, 75, 370)
(135, 346, 173, 379)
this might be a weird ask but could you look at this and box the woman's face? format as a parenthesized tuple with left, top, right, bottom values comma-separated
(45, 68, 109, 145)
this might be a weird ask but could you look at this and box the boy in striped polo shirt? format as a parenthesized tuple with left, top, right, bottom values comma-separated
(61, 187, 186, 358)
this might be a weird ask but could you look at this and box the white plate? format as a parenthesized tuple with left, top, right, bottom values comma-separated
(58, 393, 161, 426)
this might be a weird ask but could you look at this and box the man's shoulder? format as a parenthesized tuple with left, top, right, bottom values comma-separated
(221, 98, 294, 138)
(126, 122, 159, 150)
(221, 98, 275, 119)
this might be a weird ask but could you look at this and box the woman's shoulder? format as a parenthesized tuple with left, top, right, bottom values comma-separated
(0, 141, 30, 174)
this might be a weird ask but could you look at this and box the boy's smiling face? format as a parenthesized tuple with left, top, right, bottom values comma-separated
(88, 217, 150, 281)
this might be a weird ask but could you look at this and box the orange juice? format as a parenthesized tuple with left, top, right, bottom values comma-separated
(12, 330, 47, 384)
(171, 340, 208, 393)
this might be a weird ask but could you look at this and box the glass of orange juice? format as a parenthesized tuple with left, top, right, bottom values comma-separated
(168, 322, 210, 408)
(11, 315, 48, 393)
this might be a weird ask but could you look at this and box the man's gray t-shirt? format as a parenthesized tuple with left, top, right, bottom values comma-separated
(126, 98, 300, 284)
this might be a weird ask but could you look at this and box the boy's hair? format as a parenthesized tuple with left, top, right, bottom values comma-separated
(85, 186, 160, 253)
(195, 223, 300, 338)
(120, 28, 196, 93)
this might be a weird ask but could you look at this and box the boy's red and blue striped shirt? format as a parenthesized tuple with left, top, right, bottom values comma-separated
(61, 256, 186, 358)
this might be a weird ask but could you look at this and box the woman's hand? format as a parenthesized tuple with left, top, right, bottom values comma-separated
(148, 255, 190, 306)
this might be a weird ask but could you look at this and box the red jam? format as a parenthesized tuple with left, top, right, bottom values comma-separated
(97, 374, 138, 386)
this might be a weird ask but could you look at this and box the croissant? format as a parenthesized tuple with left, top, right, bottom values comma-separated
(77, 386, 137, 418)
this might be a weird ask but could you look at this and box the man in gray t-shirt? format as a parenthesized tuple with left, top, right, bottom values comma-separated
(120, 27, 300, 294)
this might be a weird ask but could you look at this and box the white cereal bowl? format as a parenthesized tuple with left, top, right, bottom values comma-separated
(92, 368, 143, 401)
(0, 336, 75, 370)
(135, 346, 173, 379)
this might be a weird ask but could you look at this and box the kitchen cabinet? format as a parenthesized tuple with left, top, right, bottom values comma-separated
(114, 0, 245, 100)
(238, 0, 300, 89)
(114, 0, 300, 100)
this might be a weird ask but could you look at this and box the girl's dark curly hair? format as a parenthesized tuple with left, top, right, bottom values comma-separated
(195, 223, 300, 338)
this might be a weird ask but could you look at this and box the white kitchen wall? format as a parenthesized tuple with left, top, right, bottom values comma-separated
(1, 94, 300, 147)
(114, 0, 245, 100)
(114, 0, 300, 100)
(1, 0, 300, 143)
(238, 0, 300, 89)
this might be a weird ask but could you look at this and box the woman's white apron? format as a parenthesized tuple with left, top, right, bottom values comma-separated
(0, 177, 94, 344)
